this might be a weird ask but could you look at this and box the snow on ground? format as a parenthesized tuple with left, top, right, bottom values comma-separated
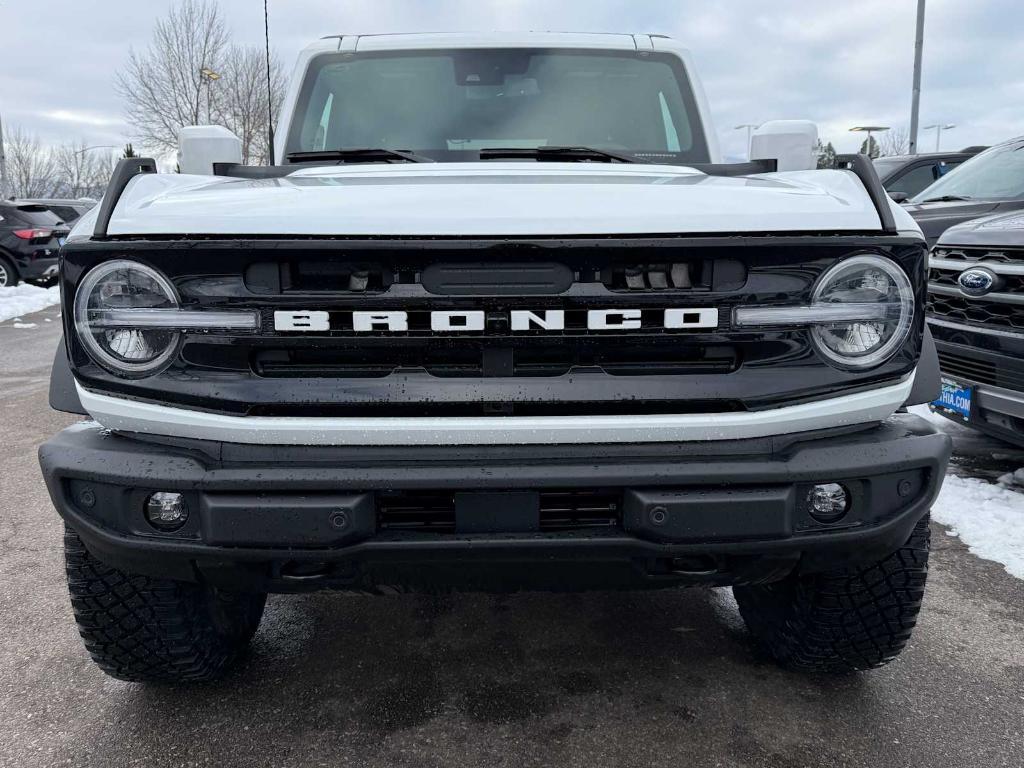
(910, 405, 1024, 580)
(931, 475, 1024, 580)
(0, 284, 61, 324)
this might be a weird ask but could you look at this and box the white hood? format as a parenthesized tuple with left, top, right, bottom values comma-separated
(81, 162, 901, 238)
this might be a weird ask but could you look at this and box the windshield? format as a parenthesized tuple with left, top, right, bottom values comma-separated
(873, 158, 904, 178)
(4, 205, 65, 226)
(286, 49, 710, 164)
(911, 142, 1024, 202)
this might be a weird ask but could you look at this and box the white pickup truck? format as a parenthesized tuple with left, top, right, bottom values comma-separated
(41, 32, 949, 683)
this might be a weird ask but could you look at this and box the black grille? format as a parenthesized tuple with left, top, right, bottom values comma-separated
(254, 343, 738, 379)
(927, 293, 1024, 331)
(928, 247, 1024, 331)
(933, 248, 1023, 265)
(377, 489, 622, 534)
(936, 348, 1024, 391)
(936, 349, 999, 387)
(245, 258, 735, 295)
(929, 268, 1024, 295)
(63, 235, 928, 418)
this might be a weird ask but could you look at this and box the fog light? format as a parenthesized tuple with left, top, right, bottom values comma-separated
(807, 483, 850, 524)
(145, 492, 189, 532)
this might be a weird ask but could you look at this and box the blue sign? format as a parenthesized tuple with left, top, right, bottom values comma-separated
(932, 378, 972, 421)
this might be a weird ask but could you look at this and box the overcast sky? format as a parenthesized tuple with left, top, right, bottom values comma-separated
(2, 0, 1021, 161)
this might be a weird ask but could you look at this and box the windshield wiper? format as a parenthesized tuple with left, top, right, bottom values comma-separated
(285, 148, 434, 164)
(478, 146, 639, 164)
(918, 194, 973, 203)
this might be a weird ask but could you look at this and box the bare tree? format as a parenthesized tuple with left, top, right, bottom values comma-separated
(879, 127, 910, 157)
(214, 45, 286, 165)
(4, 127, 58, 198)
(54, 142, 114, 199)
(115, 0, 229, 154)
(117, 0, 286, 164)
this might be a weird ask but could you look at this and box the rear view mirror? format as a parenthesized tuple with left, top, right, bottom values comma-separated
(750, 120, 819, 172)
(888, 191, 909, 204)
(177, 125, 243, 176)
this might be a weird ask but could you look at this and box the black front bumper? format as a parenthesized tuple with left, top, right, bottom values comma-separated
(39, 415, 950, 593)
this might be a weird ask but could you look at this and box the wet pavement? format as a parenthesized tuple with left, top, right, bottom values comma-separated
(2, 310, 1023, 768)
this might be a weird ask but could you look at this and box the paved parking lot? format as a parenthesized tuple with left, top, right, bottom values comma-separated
(2, 310, 1023, 768)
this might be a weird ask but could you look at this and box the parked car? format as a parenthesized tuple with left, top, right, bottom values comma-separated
(0, 202, 71, 286)
(873, 148, 983, 202)
(905, 137, 1024, 247)
(41, 31, 949, 683)
(18, 197, 97, 225)
(927, 210, 1024, 445)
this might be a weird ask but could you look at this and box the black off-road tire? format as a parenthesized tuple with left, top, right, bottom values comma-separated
(64, 526, 267, 683)
(733, 514, 931, 673)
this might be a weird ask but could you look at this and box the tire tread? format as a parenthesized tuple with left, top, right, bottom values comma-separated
(733, 515, 931, 673)
(64, 526, 265, 683)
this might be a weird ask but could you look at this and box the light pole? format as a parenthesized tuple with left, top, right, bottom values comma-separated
(923, 123, 955, 151)
(199, 67, 221, 124)
(909, 0, 926, 154)
(849, 126, 890, 157)
(734, 124, 759, 159)
(0, 112, 10, 200)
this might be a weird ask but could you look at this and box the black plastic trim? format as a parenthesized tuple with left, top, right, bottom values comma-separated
(92, 157, 157, 239)
(48, 337, 86, 415)
(39, 414, 951, 592)
(836, 153, 898, 235)
(214, 159, 780, 181)
(903, 326, 941, 407)
(687, 159, 778, 176)
(212, 162, 295, 179)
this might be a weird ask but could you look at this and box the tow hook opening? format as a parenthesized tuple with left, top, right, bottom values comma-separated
(666, 555, 722, 576)
(279, 561, 334, 582)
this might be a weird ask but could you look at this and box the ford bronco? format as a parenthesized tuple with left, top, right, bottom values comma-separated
(40, 32, 951, 682)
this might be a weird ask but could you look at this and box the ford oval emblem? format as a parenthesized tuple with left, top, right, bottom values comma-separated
(958, 267, 997, 297)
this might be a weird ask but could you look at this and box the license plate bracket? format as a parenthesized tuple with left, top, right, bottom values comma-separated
(932, 377, 973, 421)
(455, 491, 540, 533)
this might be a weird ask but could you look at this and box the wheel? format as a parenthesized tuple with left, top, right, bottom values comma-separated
(733, 514, 931, 673)
(63, 526, 267, 683)
(0, 255, 19, 287)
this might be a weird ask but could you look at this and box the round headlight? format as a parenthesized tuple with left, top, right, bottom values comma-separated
(810, 255, 915, 369)
(74, 260, 181, 376)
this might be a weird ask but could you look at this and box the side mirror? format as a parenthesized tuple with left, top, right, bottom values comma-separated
(888, 191, 909, 204)
(750, 120, 819, 172)
(177, 125, 243, 175)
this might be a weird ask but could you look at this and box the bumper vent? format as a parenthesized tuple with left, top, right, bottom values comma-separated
(936, 347, 1024, 391)
(378, 489, 622, 534)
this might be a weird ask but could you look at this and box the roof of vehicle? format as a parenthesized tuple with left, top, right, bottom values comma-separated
(16, 198, 97, 206)
(876, 151, 979, 164)
(0, 201, 52, 210)
(311, 31, 679, 53)
(938, 209, 1024, 248)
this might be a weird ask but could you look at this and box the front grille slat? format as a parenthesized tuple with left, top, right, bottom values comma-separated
(377, 490, 622, 534)
(936, 348, 1024, 391)
(928, 247, 1024, 333)
(254, 343, 739, 380)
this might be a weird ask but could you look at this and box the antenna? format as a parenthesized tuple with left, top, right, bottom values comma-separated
(264, 0, 275, 165)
